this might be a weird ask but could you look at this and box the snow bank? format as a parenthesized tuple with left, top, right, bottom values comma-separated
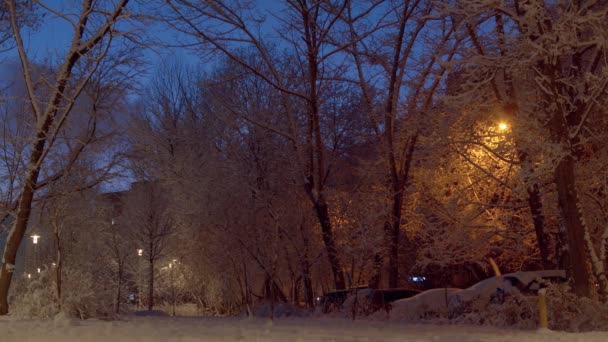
(1, 315, 608, 341)
(377, 288, 460, 321)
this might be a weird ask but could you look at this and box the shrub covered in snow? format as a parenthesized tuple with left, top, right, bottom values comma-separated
(448, 289, 537, 329)
(544, 283, 608, 332)
(9, 266, 117, 320)
(10, 268, 58, 319)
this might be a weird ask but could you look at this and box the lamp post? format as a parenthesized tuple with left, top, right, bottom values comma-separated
(137, 249, 143, 309)
(169, 259, 177, 316)
(31, 234, 40, 275)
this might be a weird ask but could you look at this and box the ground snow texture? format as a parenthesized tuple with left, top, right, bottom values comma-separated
(2, 316, 608, 341)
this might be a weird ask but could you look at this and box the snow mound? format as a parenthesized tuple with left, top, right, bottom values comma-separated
(379, 288, 460, 321)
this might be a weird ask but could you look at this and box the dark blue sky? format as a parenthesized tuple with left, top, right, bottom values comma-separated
(1, 1, 286, 192)
(9, 0, 284, 82)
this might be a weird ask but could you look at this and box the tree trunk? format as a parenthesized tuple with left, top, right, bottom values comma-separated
(299, 224, 314, 308)
(554, 156, 592, 297)
(313, 196, 345, 290)
(242, 260, 251, 316)
(0, 139, 46, 314)
(368, 254, 383, 289)
(54, 228, 62, 312)
(385, 133, 418, 288)
(115, 264, 123, 314)
(147, 258, 154, 311)
(544, 70, 592, 296)
(387, 194, 406, 288)
(526, 184, 553, 269)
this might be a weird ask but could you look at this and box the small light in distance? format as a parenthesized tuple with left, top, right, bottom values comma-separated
(408, 276, 426, 282)
(498, 122, 508, 131)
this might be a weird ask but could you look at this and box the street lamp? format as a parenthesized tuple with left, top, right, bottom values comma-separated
(498, 122, 508, 131)
(31, 234, 40, 274)
(169, 259, 177, 316)
(137, 249, 143, 309)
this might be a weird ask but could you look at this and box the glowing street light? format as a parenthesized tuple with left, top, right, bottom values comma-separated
(31, 234, 40, 274)
(137, 249, 143, 308)
(498, 122, 508, 131)
(169, 259, 178, 316)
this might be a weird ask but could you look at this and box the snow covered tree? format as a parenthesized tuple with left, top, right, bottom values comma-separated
(0, 0, 138, 315)
(163, 0, 373, 290)
(447, 0, 608, 297)
(121, 182, 176, 311)
(343, 0, 463, 287)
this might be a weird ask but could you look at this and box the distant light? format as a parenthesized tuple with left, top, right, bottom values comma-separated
(408, 276, 426, 282)
(137, 249, 143, 256)
(52, 263, 56, 267)
(498, 122, 508, 131)
(27, 273, 31, 279)
(31, 234, 40, 244)
(37, 268, 41, 273)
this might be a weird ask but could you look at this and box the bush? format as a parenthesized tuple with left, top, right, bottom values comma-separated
(10, 268, 58, 319)
(449, 283, 608, 331)
(545, 283, 608, 332)
(9, 266, 117, 320)
(449, 290, 537, 329)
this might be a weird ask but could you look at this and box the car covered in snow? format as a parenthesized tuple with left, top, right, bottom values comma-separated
(384, 270, 566, 321)
(318, 287, 421, 316)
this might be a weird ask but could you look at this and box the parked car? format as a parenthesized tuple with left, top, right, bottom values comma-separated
(351, 288, 422, 315)
(386, 270, 566, 320)
(316, 286, 368, 313)
(320, 287, 421, 315)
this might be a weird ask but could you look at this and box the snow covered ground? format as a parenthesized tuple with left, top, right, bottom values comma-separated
(1, 315, 608, 342)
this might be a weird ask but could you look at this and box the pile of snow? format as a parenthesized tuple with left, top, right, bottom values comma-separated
(375, 288, 460, 321)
